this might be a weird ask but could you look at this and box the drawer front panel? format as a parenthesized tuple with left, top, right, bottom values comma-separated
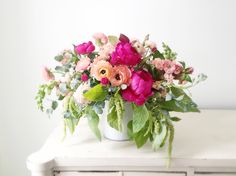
(124, 172, 186, 176)
(54, 172, 121, 176)
(195, 174, 236, 176)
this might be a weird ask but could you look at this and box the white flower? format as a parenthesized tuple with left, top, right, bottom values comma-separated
(144, 40, 157, 49)
(121, 84, 128, 90)
(73, 83, 91, 105)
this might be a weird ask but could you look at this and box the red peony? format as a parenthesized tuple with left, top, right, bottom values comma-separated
(110, 41, 141, 66)
(121, 70, 153, 106)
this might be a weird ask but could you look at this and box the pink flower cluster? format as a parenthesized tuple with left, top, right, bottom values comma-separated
(152, 58, 184, 83)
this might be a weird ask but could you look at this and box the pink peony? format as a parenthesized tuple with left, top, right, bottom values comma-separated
(110, 41, 141, 66)
(93, 33, 108, 45)
(81, 74, 89, 82)
(75, 57, 91, 72)
(121, 70, 153, 106)
(42, 66, 54, 81)
(75, 41, 95, 55)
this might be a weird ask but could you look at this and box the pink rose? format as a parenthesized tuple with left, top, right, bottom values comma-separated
(152, 58, 164, 70)
(75, 57, 91, 72)
(163, 60, 175, 74)
(174, 62, 183, 75)
(42, 66, 54, 81)
(75, 41, 95, 55)
(93, 33, 108, 45)
(110, 41, 141, 66)
(122, 70, 153, 106)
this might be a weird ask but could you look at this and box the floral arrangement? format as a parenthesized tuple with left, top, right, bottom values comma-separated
(36, 33, 206, 161)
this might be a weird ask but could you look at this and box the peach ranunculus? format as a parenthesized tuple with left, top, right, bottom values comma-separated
(75, 57, 91, 72)
(110, 65, 132, 87)
(90, 60, 113, 81)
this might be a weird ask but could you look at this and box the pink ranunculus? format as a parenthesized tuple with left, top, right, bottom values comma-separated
(42, 66, 54, 81)
(75, 41, 95, 55)
(81, 74, 89, 82)
(75, 57, 91, 72)
(110, 41, 141, 66)
(121, 70, 153, 106)
(100, 77, 109, 85)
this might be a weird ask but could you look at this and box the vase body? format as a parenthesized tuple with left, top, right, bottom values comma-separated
(102, 102, 132, 141)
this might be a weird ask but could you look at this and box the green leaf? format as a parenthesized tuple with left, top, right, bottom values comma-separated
(159, 100, 200, 112)
(64, 116, 80, 134)
(83, 84, 107, 101)
(159, 87, 200, 112)
(54, 55, 64, 62)
(152, 50, 165, 59)
(85, 106, 101, 141)
(152, 123, 168, 151)
(132, 104, 149, 133)
(55, 66, 69, 72)
(184, 74, 192, 83)
(69, 97, 83, 119)
(170, 117, 181, 122)
(51, 101, 58, 110)
(179, 61, 186, 68)
(128, 120, 150, 148)
(108, 35, 118, 46)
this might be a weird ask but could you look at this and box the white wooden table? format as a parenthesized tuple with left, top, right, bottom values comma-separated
(26, 110, 236, 176)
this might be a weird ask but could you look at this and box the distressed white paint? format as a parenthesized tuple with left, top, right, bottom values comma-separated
(27, 110, 236, 176)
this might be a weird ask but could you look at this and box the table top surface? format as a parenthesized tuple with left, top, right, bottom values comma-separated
(27, 109, 236, 169)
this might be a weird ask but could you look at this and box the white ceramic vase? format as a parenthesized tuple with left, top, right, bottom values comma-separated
(102, 102, 133, 141)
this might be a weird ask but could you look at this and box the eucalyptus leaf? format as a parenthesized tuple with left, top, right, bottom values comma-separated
(54, 55, 64, 62)
(51, 101, 58, 110)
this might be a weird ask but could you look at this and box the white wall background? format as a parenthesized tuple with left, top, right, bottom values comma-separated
(0, 0, 236, 175)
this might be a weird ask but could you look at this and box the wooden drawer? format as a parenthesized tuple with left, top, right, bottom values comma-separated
(124, 172, 186, 176)
(55, 172, 186, 176)
(54, 172, 121, 176)
(195, 174, 236, 176)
